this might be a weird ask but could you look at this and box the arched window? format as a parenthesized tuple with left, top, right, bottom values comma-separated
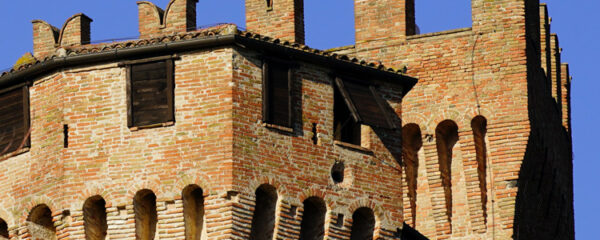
(250, 184, 278, 240)
(0, 218, 8, 238)
(402, 123, 422, 225)
(472, 116, 488, 223)
(27, 204, 56, 240)
(435, 120, 459, 221)
(299, 197, 326, 240)
(83, 195, 108, 240)
(134, 189, 157, 240)
(183, 185, 205, 240)
(350, 207, 375, 240)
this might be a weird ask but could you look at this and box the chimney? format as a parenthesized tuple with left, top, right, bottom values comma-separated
(354, 0, 415, 49)
(245, 0, 305, 44)
(58, 13, 93, 47)
(32, 20, 59, 59)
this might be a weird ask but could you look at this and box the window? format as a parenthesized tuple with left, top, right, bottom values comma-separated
(333, 77, 395, 145)
(0, 85, 30, 155)
(435, 120, 459, 222)
(134, 189, 157, 240)
(183, 185, 205, 240)
(125, 57, 174, 129)
(471, 116, 488, 224)
(262, 60, 293, 129)
(350, 207, 375, 240)
(27, 204, 56, 240)
(300, 197, 326, 240)
(402, 124, 422, 226)
(83, 196, 108, 240)
(250, 184, 278, 240)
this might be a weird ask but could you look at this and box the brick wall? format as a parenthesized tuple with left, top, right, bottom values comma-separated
(331, 0, 574, 239)
(0, 48, 237, 239)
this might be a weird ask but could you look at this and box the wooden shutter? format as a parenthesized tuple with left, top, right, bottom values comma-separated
(128, 60, 174, 127)
(0, 85, 29, 154)
(263, 61, 292, 128)
(334, 77, 396, 129)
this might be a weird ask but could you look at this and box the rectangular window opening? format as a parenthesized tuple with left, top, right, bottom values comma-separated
(0, 85, 30, 155)
(126, 58, 175, 129)
(262, 61, 293, 129)
(333, 77, 396, 145)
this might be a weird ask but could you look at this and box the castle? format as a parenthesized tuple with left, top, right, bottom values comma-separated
(0, 0, 573, 239)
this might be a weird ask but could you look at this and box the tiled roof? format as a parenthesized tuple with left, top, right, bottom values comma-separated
(1, 23, 409, 79)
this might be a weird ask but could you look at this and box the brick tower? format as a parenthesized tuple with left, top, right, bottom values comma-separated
(0, 0, 573, 240)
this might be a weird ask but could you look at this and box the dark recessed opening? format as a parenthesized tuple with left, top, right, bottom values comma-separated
(311, 123, 318, 145)
(331, 161, 345, 184)
(63, 124, 69, 148)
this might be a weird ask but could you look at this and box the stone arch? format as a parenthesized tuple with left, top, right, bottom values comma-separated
(0, 218, 8, 239)
(27, 204, 56, 240)
(350, 207, 376, 240)
(83, 195, 107, 240)
(402, 123, 423, 226)
(435, 119, 459, 222)
(182, 185, 205, 240)
(299, 196, 327, 240)
(250, 184, 278, 240)
(471, 115, 488, 224)
(133, 189, 158, 240)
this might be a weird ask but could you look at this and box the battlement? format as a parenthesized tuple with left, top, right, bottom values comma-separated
(0, 0, 574, 240)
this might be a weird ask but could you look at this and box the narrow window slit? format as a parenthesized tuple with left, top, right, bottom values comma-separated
(435, 120, 459, 225)
(63, 124, 69, 148)
(311, 123, 318, 145)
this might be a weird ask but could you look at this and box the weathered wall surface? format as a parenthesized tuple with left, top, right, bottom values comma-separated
(332, 0, 574, 239)
(228, 48, 407, 239)
(0, 48, 236, 239)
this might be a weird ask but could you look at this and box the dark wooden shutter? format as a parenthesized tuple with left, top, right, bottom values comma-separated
(129, 60, 174, 127)
(334, 78, 396, 129)
(0, 86, 29, 154)
(263, 61, 292, 128)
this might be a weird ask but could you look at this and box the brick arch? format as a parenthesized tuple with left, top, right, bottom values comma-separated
(245, 175, 289, 199)
(426, 109, 466, 133)
(347, 199, 389, 239)
(0, 208, 13, 226)
(20, 196, 59, 222)
(172, 172, 213, 199)
(347, 198, 387, 226)
(298, 186, 327, 204)
(401, 112, 430, 132)
(71, 185, 114, 210)
(124, 177, 166, 203)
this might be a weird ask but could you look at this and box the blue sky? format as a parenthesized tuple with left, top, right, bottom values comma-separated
(0, 0, 597, 238)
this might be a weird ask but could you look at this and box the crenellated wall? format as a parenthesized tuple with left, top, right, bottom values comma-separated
(0, 0, 574, 240)
(330, 0, 574, 239)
